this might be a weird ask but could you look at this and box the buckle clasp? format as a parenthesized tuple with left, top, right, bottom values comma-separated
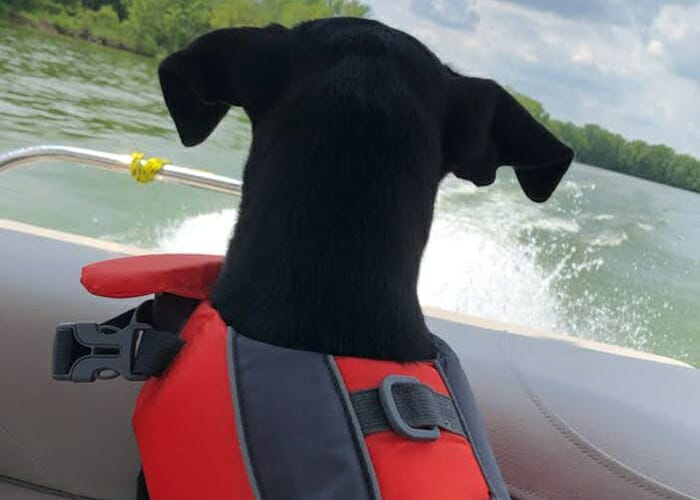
(52, 318, 151, 383)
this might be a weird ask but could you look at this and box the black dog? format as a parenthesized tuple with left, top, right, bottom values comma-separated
(159, 17, 573, 362)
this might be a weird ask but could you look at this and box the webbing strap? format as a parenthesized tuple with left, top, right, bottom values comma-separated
(105, 299, 184, 379)
(132, 330, 183, 378)
(135, 293, 199, 377)
(350, 382, 466, 438)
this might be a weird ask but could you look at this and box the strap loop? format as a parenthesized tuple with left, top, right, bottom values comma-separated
(350, 375, 466, 441)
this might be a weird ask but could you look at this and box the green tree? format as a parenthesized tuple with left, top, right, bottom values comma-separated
(509, 88, 549, 123)
(671, 154, 700, 188)
(210, 0, 369, 29)
(81, 0, 128, 19)
(638, 144, 674, 181)
(579, 124, 625, 170)
(328, 0, 368, 16)
(122, 0, 213, 55)
(210, 0, 258, 28)
(1, 0, 45, 13)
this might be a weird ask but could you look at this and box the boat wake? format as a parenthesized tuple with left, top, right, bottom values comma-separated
(158, 209, 237, 254)
(157, 174, 656, 352)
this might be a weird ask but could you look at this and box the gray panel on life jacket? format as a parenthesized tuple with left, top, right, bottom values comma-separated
(229, 330, 379, 500)
(434, 335, 511, 500)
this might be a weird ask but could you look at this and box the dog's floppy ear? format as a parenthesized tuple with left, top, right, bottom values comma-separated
(443, 74, 574, 202)
(159, 25, 290, 147)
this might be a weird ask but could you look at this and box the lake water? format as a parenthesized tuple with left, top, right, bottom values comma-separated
(1, 22, 698, 365)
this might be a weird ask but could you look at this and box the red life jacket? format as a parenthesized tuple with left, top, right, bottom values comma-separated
(72, 254, 508, 500)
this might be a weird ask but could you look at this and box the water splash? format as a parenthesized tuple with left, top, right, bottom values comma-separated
(158, 209, 236, 254)
(588, 230, 629, 247)
(417, 177, 655, 350)
(156, 174, 656, 353)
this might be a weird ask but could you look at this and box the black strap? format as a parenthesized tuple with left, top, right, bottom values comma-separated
(101, 307, 138, 330)
(136, 469, 150, 500)
(350, 382, 466, 438)
(152, 293, 199, 336)
(132, 329, 184, 378)
(131, 294, 198, 378)
(109, 299, 184, 379)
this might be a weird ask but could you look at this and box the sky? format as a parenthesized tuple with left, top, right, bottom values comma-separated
(366, 0, 700, 156)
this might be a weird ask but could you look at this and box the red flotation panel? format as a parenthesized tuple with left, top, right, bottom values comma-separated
(80, 254, 507, 500)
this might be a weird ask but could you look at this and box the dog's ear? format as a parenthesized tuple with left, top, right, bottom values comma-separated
(159, 25, 290, 147)
(443, 74, 574, 202)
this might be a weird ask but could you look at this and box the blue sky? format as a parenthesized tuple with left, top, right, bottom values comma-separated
(366, 0, 700, 156)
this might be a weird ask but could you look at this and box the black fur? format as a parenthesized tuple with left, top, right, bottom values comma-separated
(158, 18, 574, 361)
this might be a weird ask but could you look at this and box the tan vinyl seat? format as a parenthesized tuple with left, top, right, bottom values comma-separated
(1, 220, 699, 500)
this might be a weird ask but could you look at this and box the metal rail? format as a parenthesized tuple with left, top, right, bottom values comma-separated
(0, 145, 242, 196)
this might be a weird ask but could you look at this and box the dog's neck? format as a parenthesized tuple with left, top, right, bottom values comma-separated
(210, 144, 439, 361)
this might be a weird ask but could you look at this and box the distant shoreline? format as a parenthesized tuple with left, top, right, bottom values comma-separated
(2, 11, 699, 195)
(5, 14, 139, 54)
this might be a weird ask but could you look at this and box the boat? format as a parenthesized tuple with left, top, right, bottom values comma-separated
(1, 146, 698, 500)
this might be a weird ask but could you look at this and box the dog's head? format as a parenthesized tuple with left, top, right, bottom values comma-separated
(159, 18, 574, 358)
(159, 17, 572, 204)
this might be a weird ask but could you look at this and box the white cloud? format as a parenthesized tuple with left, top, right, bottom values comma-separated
(651, 3, 700, 80)
(491, 0, 697, 25)
(571, 44, 594, 64)
(410, 0, 479, 30)
(647, 39, 665, 56)
(366, 0, 700, 156)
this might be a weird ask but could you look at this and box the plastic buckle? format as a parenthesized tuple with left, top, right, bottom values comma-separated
(379, 375, 440, 441)
(52, 317, 151, 383)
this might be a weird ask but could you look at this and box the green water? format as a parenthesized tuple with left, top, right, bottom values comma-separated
(1, 22, 698, 365)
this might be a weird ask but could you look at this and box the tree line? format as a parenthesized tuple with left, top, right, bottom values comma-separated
(2, 0, 699, 193)
(510, 90, 700, 192)
(1, 0, 368, 56)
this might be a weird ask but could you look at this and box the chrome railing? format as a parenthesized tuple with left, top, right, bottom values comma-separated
(0, 145, 242, 195)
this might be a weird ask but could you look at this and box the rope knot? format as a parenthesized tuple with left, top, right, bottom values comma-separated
(129, 152, 169, 184)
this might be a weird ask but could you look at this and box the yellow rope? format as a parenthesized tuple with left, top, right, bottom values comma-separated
(129, 152, 169, 184)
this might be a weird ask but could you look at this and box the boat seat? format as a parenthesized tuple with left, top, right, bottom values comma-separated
(1, 220, 699, 500)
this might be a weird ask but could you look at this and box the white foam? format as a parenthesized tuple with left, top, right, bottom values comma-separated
(589, 230, 629, 247)
(418, 216, 560, 329)
(158, 209, 236, 254)
(592, 214, 615, 221)
(156, 182, 651, 350)
(523, 217, 581, 234)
